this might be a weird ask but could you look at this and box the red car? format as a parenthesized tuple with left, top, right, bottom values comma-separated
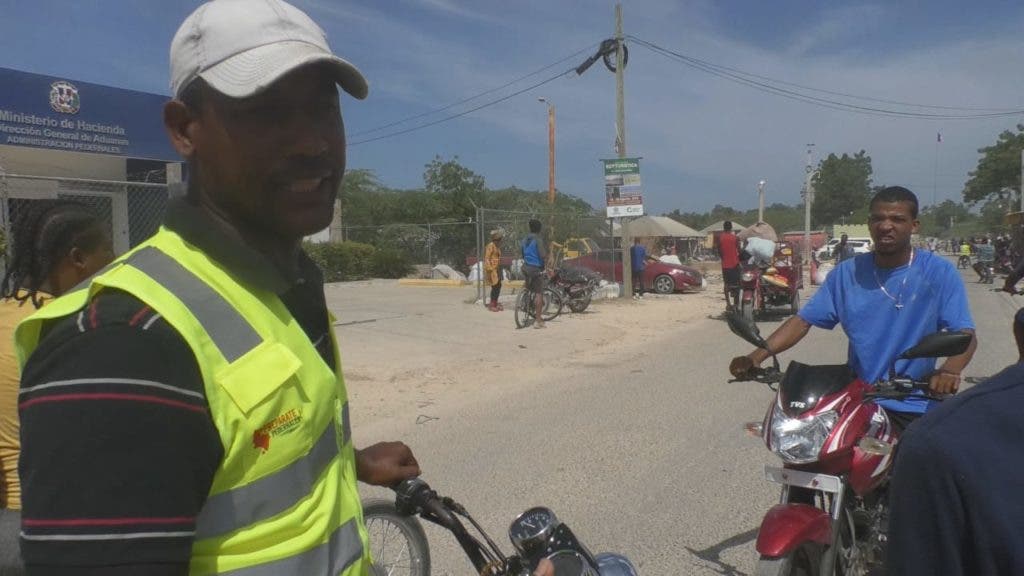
(561, 251, 705, 294)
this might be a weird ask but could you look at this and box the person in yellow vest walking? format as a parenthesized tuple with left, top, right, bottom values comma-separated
(0, 201, 114, 573)
(15, 2, 426, 574)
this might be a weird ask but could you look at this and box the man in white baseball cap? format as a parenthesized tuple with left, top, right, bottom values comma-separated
(17, 1, 423, 575)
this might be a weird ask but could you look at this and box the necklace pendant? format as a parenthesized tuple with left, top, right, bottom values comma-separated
(895, 303, 904, 310)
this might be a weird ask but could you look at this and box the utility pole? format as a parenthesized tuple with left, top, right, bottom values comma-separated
(616, 3, 632, 298)
(803, 144, 815, 270)
(538, 97, 556, 264)
(757, 180, 766, 223)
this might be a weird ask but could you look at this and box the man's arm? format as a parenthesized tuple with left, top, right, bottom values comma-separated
(730, 315, 812, 377)
(19, 292, 220, 574)
(930, 329, 976, 394)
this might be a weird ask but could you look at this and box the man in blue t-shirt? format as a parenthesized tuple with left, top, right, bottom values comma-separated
(630, 237, 655, 299)
(521, 218, 549, 328)
(730, 186, 976, 425)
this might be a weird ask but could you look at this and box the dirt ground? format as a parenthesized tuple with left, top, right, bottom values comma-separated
(328, 281, 729, 435)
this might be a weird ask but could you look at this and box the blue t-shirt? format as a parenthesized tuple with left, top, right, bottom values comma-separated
(798, 250, 974, 413)
(522, 234, 544, 267)
(630, 244, 647, 271)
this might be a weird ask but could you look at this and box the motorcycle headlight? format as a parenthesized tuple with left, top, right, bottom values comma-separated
(741, 271, 756, 282)
(769, 404, 838, 464)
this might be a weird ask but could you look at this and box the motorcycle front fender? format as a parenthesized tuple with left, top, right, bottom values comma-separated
(595, 553, 639, 576)
(755, 503, 832, 557)
(741, 288, 755, 304)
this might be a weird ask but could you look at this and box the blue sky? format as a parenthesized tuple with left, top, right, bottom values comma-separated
(2, 0, 1023, 215)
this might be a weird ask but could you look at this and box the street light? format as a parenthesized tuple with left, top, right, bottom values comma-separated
(537, 97, 555, 205)
(757, 180, 766, 223)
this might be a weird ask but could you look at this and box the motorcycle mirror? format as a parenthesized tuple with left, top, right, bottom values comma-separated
(899, 331, 973, 360)
(726, 311, 767, 349)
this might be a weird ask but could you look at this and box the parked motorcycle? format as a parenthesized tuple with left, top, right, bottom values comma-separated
(367, 477, 638, 576)
(726, 313, 971, 576)
(956, 254, 971, 269)
(551, 264, 602, 313)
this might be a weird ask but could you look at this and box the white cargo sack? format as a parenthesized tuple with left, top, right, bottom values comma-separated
(745, 237, 776, 267)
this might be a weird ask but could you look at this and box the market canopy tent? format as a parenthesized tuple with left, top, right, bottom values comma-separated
(612, 216, 702, 238)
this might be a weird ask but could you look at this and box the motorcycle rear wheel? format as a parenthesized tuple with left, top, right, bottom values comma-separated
(363, 498, 431, 576)
(755, 543, 821, 576)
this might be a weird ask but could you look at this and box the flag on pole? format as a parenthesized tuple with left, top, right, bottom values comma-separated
(937, 132, 943, 143)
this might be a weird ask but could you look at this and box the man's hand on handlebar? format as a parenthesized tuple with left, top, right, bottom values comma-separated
(356, 442, 421, 486)
(729, 354, 759, 379)
(928, 371, 960, 395)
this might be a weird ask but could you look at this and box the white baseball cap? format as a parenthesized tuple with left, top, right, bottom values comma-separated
(170, 0, 368, 100)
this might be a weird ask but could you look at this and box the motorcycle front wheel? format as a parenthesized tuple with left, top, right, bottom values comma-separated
(740, 298, 755, 325)
(363, 499, 431, 576)
(755, 543, 821, 576)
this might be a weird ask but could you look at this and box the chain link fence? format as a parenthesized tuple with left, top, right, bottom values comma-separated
(0, 172, 169, 262)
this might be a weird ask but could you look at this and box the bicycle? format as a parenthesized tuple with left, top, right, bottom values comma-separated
(514, 282, 563, 329)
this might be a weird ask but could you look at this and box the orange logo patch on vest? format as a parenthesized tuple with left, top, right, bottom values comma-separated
(253, 409, 303, 452)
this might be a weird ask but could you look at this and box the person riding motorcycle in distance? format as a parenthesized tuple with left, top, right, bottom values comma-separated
(730, 186, 976, 433)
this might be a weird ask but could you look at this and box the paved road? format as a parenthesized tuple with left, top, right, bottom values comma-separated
(353, 261, 1019, 575)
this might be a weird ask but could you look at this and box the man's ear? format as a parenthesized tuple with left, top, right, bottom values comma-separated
(163, 100, 200, 158)
(68, 246, 87, 272)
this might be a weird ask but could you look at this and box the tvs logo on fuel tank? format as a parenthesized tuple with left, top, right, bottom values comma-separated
(253, 408, 303, 453)
(49, 81, 80, 114)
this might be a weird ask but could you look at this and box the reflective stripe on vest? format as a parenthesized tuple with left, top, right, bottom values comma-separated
(196, 419, 340, 539)
(126, 247, 261, 362)
(220, 518, 363, 576)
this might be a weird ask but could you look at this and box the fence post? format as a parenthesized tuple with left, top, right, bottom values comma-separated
(476, 207, 483, 304)
(427, 222, 432, 266)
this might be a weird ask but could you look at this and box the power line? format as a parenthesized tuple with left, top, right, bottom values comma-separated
(349, 43, 597, 138)
(627, 36, 1024, 120)
(628, 35, 1019, 113)
(349, 68, 574, 146)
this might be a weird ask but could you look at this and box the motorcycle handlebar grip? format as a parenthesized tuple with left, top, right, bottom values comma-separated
(392, 477, 460, 530)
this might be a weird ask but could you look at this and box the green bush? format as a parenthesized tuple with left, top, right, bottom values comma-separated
(304, 241, 376, 282)
(371, 248, 413, 278)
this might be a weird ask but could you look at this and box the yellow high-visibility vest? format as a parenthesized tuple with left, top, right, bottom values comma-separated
(16, 227, 371, 575)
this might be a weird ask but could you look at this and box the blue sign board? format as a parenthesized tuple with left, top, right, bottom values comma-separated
(0, 67, 178, 161)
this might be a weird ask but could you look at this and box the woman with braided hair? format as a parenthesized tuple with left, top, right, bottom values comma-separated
(0, 200, 113, 572)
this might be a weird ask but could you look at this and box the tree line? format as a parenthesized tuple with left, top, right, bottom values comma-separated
(334, 124, 1023, 267)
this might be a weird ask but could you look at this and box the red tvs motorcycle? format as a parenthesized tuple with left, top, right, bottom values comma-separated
(726, 314, 971, 575)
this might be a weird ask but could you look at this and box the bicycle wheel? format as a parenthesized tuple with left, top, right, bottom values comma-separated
(541, 287, 564, 321)
(363, 499, 431, 576)
(514, 290, 534, 328)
